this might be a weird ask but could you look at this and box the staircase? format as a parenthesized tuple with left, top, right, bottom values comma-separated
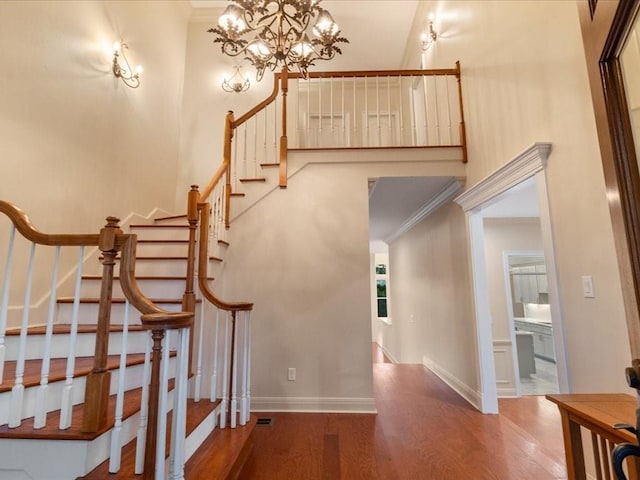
(0, 206, 255, 479)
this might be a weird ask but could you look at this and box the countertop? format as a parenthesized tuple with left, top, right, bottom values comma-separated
(514, 316, 552, 327)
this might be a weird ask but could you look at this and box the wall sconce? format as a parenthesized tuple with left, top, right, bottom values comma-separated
(222, 65, 250, 93)
(421, 20, 437, 51)
(112, 40, 142, 88)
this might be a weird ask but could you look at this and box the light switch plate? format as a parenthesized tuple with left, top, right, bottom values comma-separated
(582, 275, 595, 298)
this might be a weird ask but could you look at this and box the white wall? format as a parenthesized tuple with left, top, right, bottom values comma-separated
(407, 0, 631, 393)
(0, 1, 190, 230)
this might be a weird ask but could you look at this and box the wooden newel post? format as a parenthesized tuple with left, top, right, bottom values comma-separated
(455, 60, 468, 164)
(279, 67, 289, 188)
(82, 216, 122, 433)
(183, 185, 199, 376)
(143, 328, 166, 480)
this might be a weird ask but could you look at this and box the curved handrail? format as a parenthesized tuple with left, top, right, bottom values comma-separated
(232, 72, 282, 128)
(118, 233, 194, 327)
(0, 200, 100, 246)
(199, 111, 235, 202)
(197, 202, 253, 312)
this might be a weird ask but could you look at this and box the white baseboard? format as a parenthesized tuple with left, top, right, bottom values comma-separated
(422, 356, 482, 411)
(375, 342, 398, 363)
(251, 396, 377, 414)
(497, 387, 517, 398)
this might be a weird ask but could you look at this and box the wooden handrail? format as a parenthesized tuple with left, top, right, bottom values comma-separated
(0, 200, 100, 246)
(286, 67, 460, 79)
(232, 76, 281, 128)
(196, 201, 253, 312)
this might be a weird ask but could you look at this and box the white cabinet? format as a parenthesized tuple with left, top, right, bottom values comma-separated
(514, 319, 555, 363)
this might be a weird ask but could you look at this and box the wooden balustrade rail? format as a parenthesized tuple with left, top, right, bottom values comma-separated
(0, 201, 194, 478)
(547, 393, 640, 480)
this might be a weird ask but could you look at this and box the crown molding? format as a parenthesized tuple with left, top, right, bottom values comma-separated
(385, 178, 463, 244)
(454, 142, 552, 212)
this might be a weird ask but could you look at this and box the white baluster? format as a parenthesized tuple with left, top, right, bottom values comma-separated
(410, 76, 417, 146)
(433, 75, 441, 145)
(194, 301, 205, 402)
(210, 308, 220, 401)
(135, 332, 152, 475)
(240, 311, 250, 425)
(376, 76, 380, 146)
(246, 311, 252, 424)
(445, 74, 453, 144)
(233, 128, 239, 191)
(295, 80, 300, 147)
(341, 76, 345, 146)
(155, 329, 172, 480)
(352, 76, 357, 147)
(364, 76, 369, 147)
(8, 242, 36, 427)
(318, 77, 322, 147)
(0, 224, 17, 384)
(253, 116, 258, 177)
(59, 245, 85, 429)
(230, 312, 239, 429)
(423, 74, 430, 145)
(330, 77, 334, 143)
(219, 311, 230, 428)
(242, 124, 248, 180)
(399, 75, 405, 146)
(109, 300, 130, 472)
(169, 326, 189, 480)
(387, 76, 392, 146)
(34, 245, 61, 429)
(306, 80, 310, 148)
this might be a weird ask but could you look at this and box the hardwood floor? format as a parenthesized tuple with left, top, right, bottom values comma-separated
(237, 344, 566, 480)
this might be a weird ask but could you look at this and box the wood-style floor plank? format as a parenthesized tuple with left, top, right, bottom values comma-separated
(237, 347, 566, 480)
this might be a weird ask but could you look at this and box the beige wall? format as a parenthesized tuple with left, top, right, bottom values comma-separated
(385, 203, 479, 399)
(483, 218, 543, 340)
(0, 1, 189, 231)
(409, 0, 630, 392)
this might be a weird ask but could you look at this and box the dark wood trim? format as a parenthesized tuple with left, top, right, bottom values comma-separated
(589, 0, 599, 20)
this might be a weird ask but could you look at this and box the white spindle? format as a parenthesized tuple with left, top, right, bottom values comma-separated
(194, 301, 206, 402)
(399, 75, 405, 146)
(219, 311, 230, 428)
(246, 311, 251, 425)
(410, 76, 417, 146)
(59, 245, 85, 429)
(242, 123, 248, 180)
(376, 76, 380, 146)
(341, 76, 345, 146)
(155, 329, 172, 480)
(253, 116, 258, 177)
(109, 300, 130, 472)
(169, 326, 189, 480)
(135, 332, 153, 474)
(9, 242, 36, 427)
(240, 311, 250, 425)
(318, 77, 322, 147)
(233, 128, 239, 191)
(352, 76, 357, 147)
(273, 97, 278, 153)
(263, 108, 268, 162)
(34, 245, 61, 429)
(365, 76, 369, 146)
(306, 80, 310, 147)
(230, 313, 239, 429)
(423, 74, 430, 145)
(210, 308, 220, 401)
(330, 77, 334, 138)
(0, 224, 17, 384)
(387, 76, 392, 146)
(445, 74, 453, 144)
(433, 75, 441, 145)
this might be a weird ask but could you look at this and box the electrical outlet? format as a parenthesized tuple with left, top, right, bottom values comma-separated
(287, 367, 296, 381)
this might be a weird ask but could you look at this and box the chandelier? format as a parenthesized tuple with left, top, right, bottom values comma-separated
(208, 0, 348, 80)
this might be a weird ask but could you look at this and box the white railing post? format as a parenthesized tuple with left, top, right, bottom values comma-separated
(169, 326, 190, 480)
(0, 224, 16, 384)
(219, 310, 230, 428)
(60, 245, 85, 429)
(211, 308, 220, 402)
(135, 332, 153, 475)
(230, 311, 239, 429)
(9, 242, 36, 427)
(109, 300, 130, 473)
(34, 245, 61, 429)
(154, 329, 172, 480)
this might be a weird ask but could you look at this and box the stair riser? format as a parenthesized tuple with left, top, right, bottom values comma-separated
(128, 227, 189, 241)
(56, 301, 187, 325)
(135, 243, 188, 256)
(80, 278, 186, 299)
(0, 359, 176, 426)
(114, 258, 189, 277)
(3, 330, 153, 361)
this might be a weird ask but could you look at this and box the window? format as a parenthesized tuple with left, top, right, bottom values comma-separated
(375, 261, 390, 322)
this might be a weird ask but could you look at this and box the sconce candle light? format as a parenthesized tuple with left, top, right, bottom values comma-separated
(421, 19, 437, 51)
(222, 65, 250, 93)
(112, 40, 142, 88)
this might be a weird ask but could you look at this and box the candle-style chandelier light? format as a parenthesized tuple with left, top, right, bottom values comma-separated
(208, 0, 348, 81)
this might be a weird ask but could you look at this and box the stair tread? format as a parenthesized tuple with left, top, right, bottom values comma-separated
(5, 324, 146, 336)
(79, 399, 221, 479)
(218, 240, 230, 247)
(185, 415, 257, 479)
(56, 297, 200, 304)
(260, 162, 279, 167)
(231, 192, 246, 197)
(129, 224, 188, 229)
(0, 353, 148, 394)
(239, 178, 266, 183)
(136, 239, 188, 244)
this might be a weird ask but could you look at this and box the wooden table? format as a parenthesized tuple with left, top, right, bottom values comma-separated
(547, 393, 639, 480)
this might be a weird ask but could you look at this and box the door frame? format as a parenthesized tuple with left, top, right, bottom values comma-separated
(455, 142, 570, 413)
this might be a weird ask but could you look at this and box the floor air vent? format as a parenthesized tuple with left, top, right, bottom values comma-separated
(256, 417, 273, 426)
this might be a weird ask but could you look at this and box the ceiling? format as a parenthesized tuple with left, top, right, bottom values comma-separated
(191, 2, 542, 248)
